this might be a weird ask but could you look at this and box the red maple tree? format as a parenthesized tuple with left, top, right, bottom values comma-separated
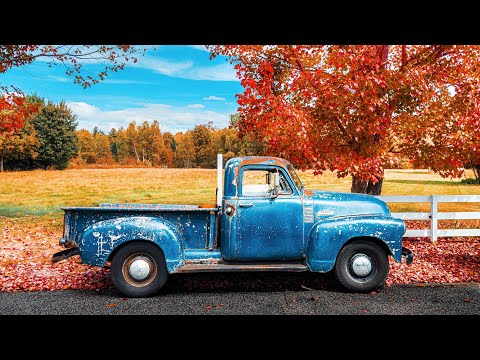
(209, 45, 480, 194)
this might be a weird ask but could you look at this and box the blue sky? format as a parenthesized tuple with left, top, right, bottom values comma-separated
(1, 45, 243, 133)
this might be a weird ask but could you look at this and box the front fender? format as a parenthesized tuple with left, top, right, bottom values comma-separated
(306, 215, 405, 272)
(78, 216, 184, 272)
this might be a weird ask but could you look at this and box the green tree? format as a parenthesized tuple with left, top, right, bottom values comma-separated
(109, 128, 119, 161)
(29, 99, 78, 170)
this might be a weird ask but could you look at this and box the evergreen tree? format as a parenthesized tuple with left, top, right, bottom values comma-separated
(29, 100, 78, 170)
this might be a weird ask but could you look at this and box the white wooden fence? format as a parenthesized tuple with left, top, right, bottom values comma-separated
(375, 195, 480, 242)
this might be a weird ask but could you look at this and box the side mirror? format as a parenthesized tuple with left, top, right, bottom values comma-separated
(270, 172, 280, 199)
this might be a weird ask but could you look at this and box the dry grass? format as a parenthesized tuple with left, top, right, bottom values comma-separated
(0, 168, 478, 221)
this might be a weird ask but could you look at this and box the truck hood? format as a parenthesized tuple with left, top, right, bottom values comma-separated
(307, 190, 390, 220)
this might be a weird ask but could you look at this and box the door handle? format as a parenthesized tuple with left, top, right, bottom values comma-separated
(239, 203, 254, 208)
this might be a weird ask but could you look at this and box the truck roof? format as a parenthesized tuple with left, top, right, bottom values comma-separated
(226, 156, 291, 172)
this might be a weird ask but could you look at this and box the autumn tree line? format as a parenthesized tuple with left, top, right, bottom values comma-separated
(76, 114, 265, 169)
(0, 96, 265, 171)
(1, 94, 478, 184)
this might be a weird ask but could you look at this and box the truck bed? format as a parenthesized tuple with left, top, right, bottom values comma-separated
(61, 204, 219, 257)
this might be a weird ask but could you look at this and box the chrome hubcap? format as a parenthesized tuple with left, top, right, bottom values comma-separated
(351, 254, 372, 277)
(128, 257, 152, 281)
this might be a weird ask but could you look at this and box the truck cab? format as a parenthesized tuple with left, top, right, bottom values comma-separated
(53, 155, 413, 297)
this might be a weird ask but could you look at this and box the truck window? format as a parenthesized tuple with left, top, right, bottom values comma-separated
(241, 169, 292, 197)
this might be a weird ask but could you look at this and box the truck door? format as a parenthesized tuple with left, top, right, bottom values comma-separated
(234, 166, 304, 260)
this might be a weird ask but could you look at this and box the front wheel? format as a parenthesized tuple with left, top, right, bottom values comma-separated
(111, 242, 168, 297)
(332, 241, 389, 293)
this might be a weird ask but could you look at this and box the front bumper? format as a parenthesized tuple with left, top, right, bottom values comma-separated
(401, 247, 414, 265)
(52, 247, 80, 264)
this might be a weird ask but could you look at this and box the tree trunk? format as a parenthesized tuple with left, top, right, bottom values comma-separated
(473, 165, 480, 181)
(133, 142, 140, 162)
(0, 156, 3, 172)
(350, 46, 389, 196)
(351, 170, 384, 195)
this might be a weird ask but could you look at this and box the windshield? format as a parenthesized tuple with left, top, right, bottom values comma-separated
(287, 164, 304, 192)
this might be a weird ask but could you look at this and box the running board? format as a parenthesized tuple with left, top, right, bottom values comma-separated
(177, 262, 308, 273)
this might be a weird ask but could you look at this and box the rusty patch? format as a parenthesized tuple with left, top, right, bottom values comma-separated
(233, 156, 290, 178)
(185, 257, 221, 264)
(199, 203, 217, 208)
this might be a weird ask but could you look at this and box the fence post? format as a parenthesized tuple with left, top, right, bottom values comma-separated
(430, 195, 438, 243)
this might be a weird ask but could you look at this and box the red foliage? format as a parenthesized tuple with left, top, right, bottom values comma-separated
(0, 93, 38, 133)
(209, 45, 480, 183)
(387, 239, 479, 285)
(0, 217, 478, 292)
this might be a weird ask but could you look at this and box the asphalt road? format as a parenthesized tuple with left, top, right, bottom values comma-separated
(0, 272, 478, 315)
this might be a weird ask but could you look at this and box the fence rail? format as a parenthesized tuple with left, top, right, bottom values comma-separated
(375, 195, 480, 242)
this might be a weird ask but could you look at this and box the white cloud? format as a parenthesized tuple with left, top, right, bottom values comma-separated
(67, 101, 228, 133)
(188, 45, 210, 52)
(137, 57, 193, 76)
(47, 75, 69, 82)
(186, 104, 205, 109)
(183, 63, 238, 81)
(134, 55, 238, 82)
(203, 95, 226, 101)
(102, 79, 153, 85)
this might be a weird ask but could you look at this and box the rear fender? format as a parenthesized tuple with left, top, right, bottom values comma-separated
(78, 216, 184, 272)
(306, 215, 405, 272)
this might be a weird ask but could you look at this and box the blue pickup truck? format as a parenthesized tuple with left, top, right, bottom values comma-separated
(53, 155, 412, 297)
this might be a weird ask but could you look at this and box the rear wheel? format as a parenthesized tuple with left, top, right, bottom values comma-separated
(111, 242, 168, 297)
(332, 240, 389, 293)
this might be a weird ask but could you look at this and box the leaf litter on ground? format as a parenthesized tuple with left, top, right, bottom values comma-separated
(0, 217, 479, 292)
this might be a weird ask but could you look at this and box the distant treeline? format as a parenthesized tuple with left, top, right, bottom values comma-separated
(0, 95, 266, 171)
(75, 115, 265, 168)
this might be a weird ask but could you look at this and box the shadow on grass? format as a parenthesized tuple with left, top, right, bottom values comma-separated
(388, 170, 431, 174)
(0, 207, 52, 217)
(162, 271, 333, 294)
(386, 179, 470, 186)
